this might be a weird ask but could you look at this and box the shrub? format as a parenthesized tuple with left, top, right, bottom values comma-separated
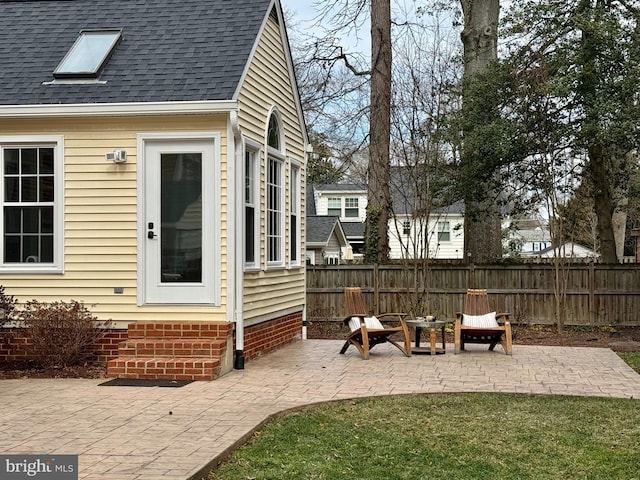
(21, 300, 110, 368)
(0, 285, 18, 328)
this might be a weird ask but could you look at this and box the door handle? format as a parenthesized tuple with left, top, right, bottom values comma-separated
(148, 231, 157, 239)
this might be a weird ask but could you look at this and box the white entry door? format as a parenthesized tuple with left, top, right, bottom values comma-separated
(142, 139, 216, 304)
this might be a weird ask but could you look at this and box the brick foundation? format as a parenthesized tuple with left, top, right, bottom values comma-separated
(242, 312, 302, 361)
(0, 328, 128, 363)
(1, 311, 303, 378)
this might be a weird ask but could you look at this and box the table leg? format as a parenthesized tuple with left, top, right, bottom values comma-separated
(415, 326, 422, 348)
(429, 327, 437, 355)
(441, 325, 446, 352)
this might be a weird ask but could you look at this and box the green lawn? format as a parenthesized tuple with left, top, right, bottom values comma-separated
(209, 392, 640, 480)
(618, 352, 640, 373)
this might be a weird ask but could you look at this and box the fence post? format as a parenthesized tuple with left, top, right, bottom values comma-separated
(467, 261, 475, 289)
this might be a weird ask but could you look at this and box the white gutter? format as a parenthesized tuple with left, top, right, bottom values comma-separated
(0, 100, 238, 118)
(230, 110, 245, 369)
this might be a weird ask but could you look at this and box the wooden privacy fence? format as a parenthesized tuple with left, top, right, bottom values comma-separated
(306, 263, 640, 326)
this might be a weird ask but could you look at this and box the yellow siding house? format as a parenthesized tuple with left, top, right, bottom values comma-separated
(0, 0, 307, 379)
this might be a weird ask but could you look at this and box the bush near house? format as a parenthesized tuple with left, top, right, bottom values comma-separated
(0, 285, 18, 328)
(20, 300, 110, 368)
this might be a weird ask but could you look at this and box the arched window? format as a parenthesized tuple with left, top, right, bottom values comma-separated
(266, 110, 284, 266)
(267, 113, 281, 150)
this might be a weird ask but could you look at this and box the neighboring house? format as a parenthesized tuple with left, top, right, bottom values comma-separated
(506, 227, 552, 256)
(308, 184, 366, 257)
(0, 0, 307, 380)
(306, 216, 350, 265)
(308, 179, 465, 260)
(388, 200, 465, 260)
(533, 242, 600, 259)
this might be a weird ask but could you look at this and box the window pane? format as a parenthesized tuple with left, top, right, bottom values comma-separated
(4, 236, 20, 262)
(4, 207, 20, 233)
(21, 149, 37, 174)
(4, 177, 18, 202)
(160, 153, 202, 283)
(55, 31, 121, 76)
(23, 236, 39, 261)
(290, 215, 297, 262)
(267, 115, 280, 150)
(22, 177, 37, 202)
(39, 148, 54, 175)
(245, 152, 253, 204)
(39, 176, 54, 202)
(245, 206, 255, 264)
(23, 208, 39, 233)
(4, 149, 19, 174)
(41, 207, 54, 234)
(41, 236, 54, 262)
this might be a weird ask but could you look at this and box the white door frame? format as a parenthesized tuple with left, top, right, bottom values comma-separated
(137, 132, 220, 305)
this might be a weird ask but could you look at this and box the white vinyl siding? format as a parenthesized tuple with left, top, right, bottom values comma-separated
(0, 116, 229, 326)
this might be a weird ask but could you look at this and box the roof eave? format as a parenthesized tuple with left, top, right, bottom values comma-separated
(0, 100, 238, 118)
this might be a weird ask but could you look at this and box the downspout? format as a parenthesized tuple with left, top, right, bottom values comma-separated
(231, 110, 245, 369)
(302, 143, 313, 340)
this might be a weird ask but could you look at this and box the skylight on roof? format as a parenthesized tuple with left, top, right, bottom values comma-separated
(54, 30, 121, 78)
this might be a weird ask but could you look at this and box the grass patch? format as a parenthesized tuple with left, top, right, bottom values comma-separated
(209, 393, 640, 480)
(619, 352, 640, 373)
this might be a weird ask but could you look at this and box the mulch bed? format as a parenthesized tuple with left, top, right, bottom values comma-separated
(2, 324, 639, 379)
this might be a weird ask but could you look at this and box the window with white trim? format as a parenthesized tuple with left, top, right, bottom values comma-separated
(403, 220, 411, 235)
(267, 157, 283, 265)
(266, 111, 285, 266)
(244, 144, 260, 268)
(437, 221, 450, 242)
(289, 163, 300, 266)
(345, 197, 359, 218)
(1, 138, 63, 272)
(327, 197, 341, 216)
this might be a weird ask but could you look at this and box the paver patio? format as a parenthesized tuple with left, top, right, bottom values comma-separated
(1, 340, 639, 479)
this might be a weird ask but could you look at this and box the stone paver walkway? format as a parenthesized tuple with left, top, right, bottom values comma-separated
(1, 340, 639, 479)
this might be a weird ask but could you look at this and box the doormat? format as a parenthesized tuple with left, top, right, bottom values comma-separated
(99, 378, 193, 387)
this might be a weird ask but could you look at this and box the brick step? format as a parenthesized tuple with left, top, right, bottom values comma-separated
(127, 322, 230, 340)
(106, 357, 220, 381)
(118, 339, 226, 359)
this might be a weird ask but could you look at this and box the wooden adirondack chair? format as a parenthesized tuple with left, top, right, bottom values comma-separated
(454, 289, 513, 355)
(339, 287, 411, 360)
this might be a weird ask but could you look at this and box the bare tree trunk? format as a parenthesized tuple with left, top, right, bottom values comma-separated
(364, 0, 392, 263)
(460, 0, 503, 264)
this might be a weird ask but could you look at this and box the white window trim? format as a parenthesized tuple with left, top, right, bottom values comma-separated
(244, 138, 261, 271)
(289, 159, 301, 268)
(265, 106, 286, 269)
(0, 135, 64, 274)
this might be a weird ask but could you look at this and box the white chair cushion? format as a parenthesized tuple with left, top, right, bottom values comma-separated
(349, 316, 384, 332)
(462, 312, 499, 328)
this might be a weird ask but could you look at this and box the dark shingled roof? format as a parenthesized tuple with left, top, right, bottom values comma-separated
(306, 216, 345, 245)
(0, 0, 272, 105)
